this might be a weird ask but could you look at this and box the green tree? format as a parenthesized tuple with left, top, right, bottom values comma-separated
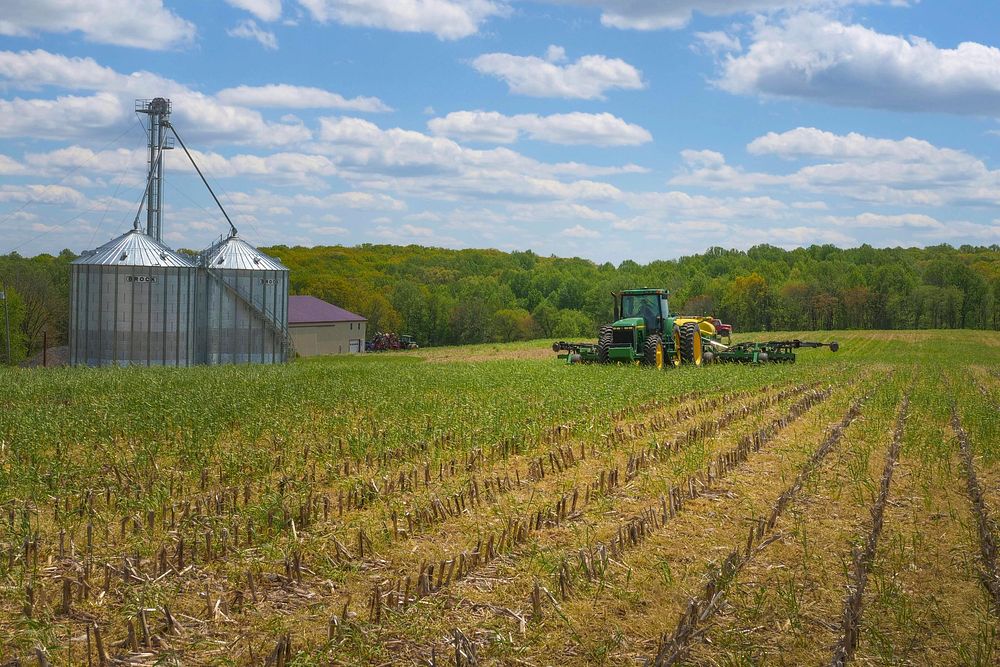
(531, 299, 559, 337)
(494, 308, 538, 341)
(392, 282, 429, 341)
(552, 309, 593, 338)
(722, 273, 773, 331)
(0, 285, 27, 364)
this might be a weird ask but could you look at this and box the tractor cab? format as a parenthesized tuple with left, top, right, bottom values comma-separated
(615, 289, 670, 334)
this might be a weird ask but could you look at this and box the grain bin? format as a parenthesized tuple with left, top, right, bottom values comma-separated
(196, 231, 290, 365)
(68, 96, 292, 367)
(69, 229, 196, 366)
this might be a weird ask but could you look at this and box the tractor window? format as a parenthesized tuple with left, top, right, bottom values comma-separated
(621, 294, 661, 330)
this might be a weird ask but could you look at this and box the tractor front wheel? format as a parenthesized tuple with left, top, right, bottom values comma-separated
(597, 326, 612, 363)
(679, 322, 703, 366)
(643, 334, 665, 370)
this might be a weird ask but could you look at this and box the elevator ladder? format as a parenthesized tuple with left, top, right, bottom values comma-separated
(204, 267, 294, 360)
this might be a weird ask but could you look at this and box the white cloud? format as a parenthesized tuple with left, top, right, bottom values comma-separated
(216, 189, 407, 221)
(747, 128, 977, 170)
(0, 155, 26, 176)
(217, 84, 391, 112)
(400, 223, 433, 236)
(315, 115, 634, 201)
(672, 149, 785, 192)
(506, 202, 618, 222)
(0, 49, 120, 90)
(6, 211, 38, 222)
(428, 110, 651, 146)
(325, 191, 406, 210)
(227, 19, 279, 49)
(471, 48, 644, 99)
(623, 190, 787, 220)
(0, 51, 643, 213)
(374, 222, 462, 246)
(0, 184, 87, 207)
(546, 45, 567, 62)
(612, 216, 731, 235)
(819, 214, 1000, 242)
(0, 93, 126, 140)
(15, 143, 341, 188)
(561, 224, 600, 238)
(679, 149, 726, 167)
(694, 30, 741, 54)
(0, 0, 195, 50)
(172, 150, 340, 185)
(673, 128, 1000, 208)
(825, 212, 945, 229)
(766, 225, 855, 246)
(310, 225, 350, 235)
(0, 50, 311, 146)
(555, 0, 866, 31)
(718, 13, 1000, 115)
(23, 146, 141, 175)
(226, 0, 283, 22)
(297, 0, 507, 40)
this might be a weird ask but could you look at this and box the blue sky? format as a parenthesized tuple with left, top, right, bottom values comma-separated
(1, 0, 998, 263)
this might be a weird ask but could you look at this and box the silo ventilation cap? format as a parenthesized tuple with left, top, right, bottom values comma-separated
(119, 252, 128, 261)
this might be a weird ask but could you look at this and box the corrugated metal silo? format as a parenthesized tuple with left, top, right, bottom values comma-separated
(196, 231, 291, 364)
(69, 229, 197, 366)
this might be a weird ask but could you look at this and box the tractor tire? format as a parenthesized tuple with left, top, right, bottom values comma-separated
(643, 334, 665, 370)
(679, 322, 703, 366)
(597, 326, 612, 364)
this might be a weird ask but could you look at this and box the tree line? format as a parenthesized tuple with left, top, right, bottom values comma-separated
(269, 242, 1000, 346)
(1, 242, 998, 363)
(0, 249, 73, 364)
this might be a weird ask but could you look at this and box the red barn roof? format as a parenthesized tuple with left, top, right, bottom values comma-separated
(288, 295, 366, 324)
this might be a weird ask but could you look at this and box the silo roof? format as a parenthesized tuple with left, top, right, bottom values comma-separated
(73, 229, 195, 267)
(201, 233, 287, 271)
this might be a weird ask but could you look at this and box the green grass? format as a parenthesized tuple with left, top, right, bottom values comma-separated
(0, 329, 997, 665)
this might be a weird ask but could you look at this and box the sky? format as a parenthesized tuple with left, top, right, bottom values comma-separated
(0, 0, 999, 264)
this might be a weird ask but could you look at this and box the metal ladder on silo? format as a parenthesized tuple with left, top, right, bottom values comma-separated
(204, 267, 296, 360)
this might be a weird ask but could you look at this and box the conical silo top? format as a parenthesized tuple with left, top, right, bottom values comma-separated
(200, 232, 287, 271)
(73, 229, 195, 267)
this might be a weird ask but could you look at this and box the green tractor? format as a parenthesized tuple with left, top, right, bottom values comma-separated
(554, 289, 706, 369)
(599, 288, 708, 369)
(553, 288, 838, 367)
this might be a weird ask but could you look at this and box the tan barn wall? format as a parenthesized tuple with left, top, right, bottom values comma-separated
(289, 321, 366, 356)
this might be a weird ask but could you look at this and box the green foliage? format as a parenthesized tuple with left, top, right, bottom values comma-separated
(0, 250, 72, 361)
(494, 308, 538, 341)
(2, 243, 999, 350)
(269, 243, 999, 341)
(552, 308, 594, 338)
(0, 285, 28, 364)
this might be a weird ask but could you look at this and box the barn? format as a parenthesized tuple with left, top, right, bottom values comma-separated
(287, 295, 367, 356)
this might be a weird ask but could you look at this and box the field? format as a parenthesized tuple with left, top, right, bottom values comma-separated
(1, 330, 998, 666)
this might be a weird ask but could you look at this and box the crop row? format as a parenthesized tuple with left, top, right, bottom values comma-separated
(649, 387, 873, 665)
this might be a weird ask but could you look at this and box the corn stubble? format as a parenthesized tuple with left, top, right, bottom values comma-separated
(0, 330, 998, 665)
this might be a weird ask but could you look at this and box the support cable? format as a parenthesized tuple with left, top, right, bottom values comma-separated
(165, 122, 238, 236)
(3, 120, 144, 250)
